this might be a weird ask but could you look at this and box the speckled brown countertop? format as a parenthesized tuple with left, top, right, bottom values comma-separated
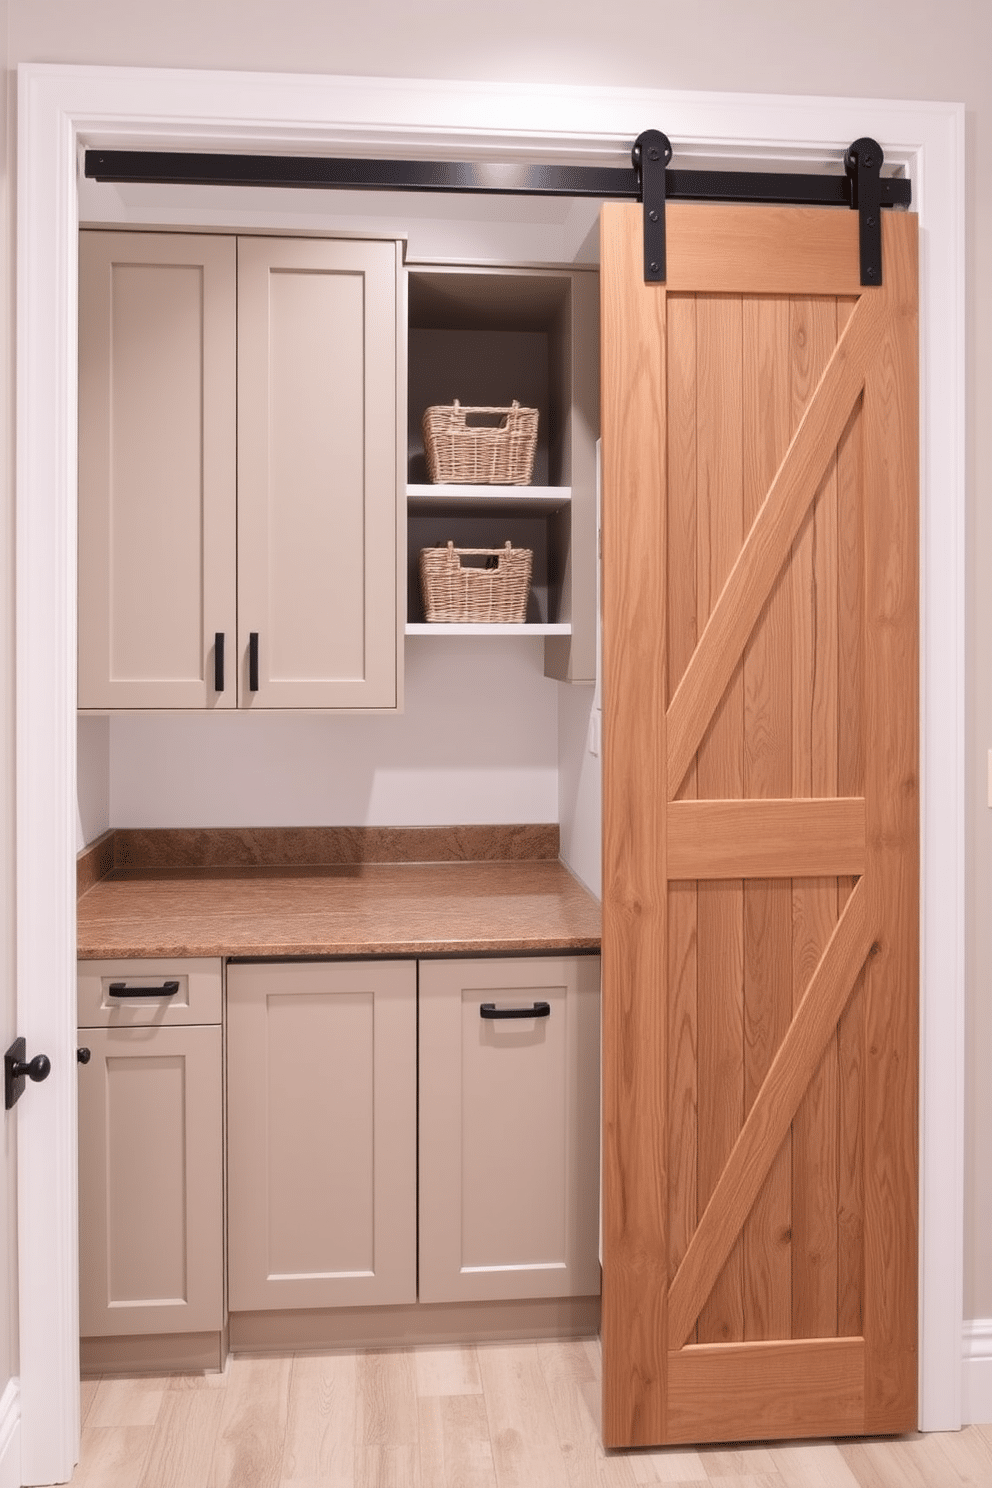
(76, 828, 601, 960)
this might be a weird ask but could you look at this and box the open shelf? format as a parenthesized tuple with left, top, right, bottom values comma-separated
(405, 264, 599, 680)
(407, 483, 571, 514)
(406, 622, 571, 637)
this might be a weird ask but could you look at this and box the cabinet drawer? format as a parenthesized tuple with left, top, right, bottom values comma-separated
(418, 954, 601, 1304)
(77, 957, 223, 1028)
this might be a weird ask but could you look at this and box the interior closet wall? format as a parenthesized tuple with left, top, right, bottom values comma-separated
(101, 641, 561, 834)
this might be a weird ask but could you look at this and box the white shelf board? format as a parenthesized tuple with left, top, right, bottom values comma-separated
(407, 483, 571, 512)
(405, 622, 571, 637)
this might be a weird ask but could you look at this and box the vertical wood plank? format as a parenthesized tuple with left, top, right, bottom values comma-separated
(835, 298, 867, 1340)
(694, 294, 745, 1345)
(665, 294, 699, 1341)
(742, 295, 794, 1342)
(861, 213, 920, 1432)
(600, 201, 670, 1447)
(789, 296, 841, 1341)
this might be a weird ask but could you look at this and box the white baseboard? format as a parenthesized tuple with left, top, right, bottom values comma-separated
(0, 1379, 20, 1488)
(963, 1319, 992, 1426)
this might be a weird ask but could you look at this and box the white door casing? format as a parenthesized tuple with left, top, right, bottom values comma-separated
(14, 64, 964, 1483)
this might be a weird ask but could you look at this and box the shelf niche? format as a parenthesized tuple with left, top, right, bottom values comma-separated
(406, 265, 599, 683)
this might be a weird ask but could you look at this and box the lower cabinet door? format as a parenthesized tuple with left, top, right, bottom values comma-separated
(418, 955, 601, 1304)
(77, 1023, 223, 1337)
(226, 959, 417, 1311)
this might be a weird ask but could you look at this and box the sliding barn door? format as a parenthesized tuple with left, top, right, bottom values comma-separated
(600, 202, 918, 1447)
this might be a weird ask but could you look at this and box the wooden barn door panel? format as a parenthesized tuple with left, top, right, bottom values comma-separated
(601, 202, 918, 1447)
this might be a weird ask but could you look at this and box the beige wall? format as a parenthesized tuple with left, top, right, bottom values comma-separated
(1, 0, 989, 1374)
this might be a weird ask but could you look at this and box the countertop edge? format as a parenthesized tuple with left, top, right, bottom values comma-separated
(78, 938, 602, 961)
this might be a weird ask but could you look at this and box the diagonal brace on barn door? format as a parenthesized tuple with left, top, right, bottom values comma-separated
(665, 288, 888, 799)
(666, 876, 877, 1350)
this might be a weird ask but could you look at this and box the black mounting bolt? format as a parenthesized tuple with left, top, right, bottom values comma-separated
(649, 210, 659, 222)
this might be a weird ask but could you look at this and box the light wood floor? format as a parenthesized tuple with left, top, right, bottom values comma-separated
(62, 1338, 992, 1488)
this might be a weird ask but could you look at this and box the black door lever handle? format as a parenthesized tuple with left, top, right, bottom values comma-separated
(5, 1038, 52, 1110)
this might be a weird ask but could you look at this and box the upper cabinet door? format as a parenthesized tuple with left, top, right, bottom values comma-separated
(237, 237, 401, 710)
(78, 232, 237, 710)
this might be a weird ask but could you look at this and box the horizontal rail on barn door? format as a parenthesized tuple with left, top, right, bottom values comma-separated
(83, 135, 911, 285)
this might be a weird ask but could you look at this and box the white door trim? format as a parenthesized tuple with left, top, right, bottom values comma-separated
(0, 1378, 21, 1488)
(15, 63, 965, 1482)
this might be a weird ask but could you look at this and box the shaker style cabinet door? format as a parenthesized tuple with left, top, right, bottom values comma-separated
(77, 1022, 224, 1338)
(236, 237, 401, 709)
(77, 958, 224, 1340)
(226, 959, 417, 1311)
(78, 232, 237, 709)
(418, 955, 601, 1304)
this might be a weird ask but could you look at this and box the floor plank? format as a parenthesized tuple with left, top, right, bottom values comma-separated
(839, 1436, 935, 1488)
(355, 1442, 420, 1487)
(700, 1443, 779, 1477)
(769, 1441, 864, 1487)
(79, 1378, 101, 1428)
(414, 1344, 484, 1398)
(207, 1354, 292, 1488)
(418, 1393, 498, 1488)
(72, 1427, 154, 1488)
(87, 1376, 169, 1429)
(538, 1338, 640, 1487)
(281, 1351, 357, 1486)
(628, 1446, 711, 1483)
(478, 1342, 572, 1488)
(135, 1390, 227, 1488)
(356, 1350, 419, 1448)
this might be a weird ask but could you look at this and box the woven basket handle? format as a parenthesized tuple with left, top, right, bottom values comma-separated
(441, 539, 515, 567)
(448, 400, 522, 426)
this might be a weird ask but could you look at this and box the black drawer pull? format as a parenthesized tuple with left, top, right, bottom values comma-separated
(214, 632, 225, 692)
(249, 632, 259, 692)
(108, 981, 180, 998)
(480, 1001, 551, 1020)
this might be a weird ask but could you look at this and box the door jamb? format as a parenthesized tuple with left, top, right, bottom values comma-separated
(14, 64, 965, 1482)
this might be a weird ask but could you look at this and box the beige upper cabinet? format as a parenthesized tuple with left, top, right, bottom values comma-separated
(78, 232, 238, 710)
(78, 230, 402, 711)
(237, 237, 400, 709)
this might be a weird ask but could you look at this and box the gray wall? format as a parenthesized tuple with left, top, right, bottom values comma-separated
(1, 2, 989, 1413)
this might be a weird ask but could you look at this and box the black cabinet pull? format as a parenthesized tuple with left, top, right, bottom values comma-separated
(249, 632, 259, 692)
(480, 1001, 551, 1020)
(77, 1047, 91, 1065)
(214, 632, 225, 692)
(108, 981, 180, 998)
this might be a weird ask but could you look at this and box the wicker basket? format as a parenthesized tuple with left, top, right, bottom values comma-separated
(419, 541, 533, 624)
(422, 401, 538, 486)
